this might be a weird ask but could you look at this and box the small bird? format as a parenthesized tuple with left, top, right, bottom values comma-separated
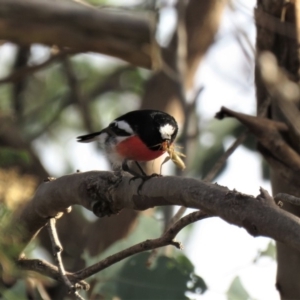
(77, 110, 178, 177)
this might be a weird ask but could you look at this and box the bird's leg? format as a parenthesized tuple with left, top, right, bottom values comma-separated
(134, 161, 147, 177)
(109, 168, 124, 190)
(122, 160, 161, 193)
(122, 160, 143, 177)
(108, 161, 136, 190)
(134, 161, 162, 179)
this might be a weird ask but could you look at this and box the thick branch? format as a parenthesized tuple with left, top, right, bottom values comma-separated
(0, 0, 154, 68)
(255, 2, 300, 298)
(216, 106, 300, 171)
(12, 171, 300, 254)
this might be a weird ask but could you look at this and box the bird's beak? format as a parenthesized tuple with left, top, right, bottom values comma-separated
(162, 140, 170, 151)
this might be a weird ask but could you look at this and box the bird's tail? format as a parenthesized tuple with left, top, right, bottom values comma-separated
(77, 131, 102, 143)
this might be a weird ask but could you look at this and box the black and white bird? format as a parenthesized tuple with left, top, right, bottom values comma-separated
(77, 110, 178, 176)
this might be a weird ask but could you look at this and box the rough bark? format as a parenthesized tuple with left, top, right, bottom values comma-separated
(256, 1, 300, 298)
(11, 171, 300, 255)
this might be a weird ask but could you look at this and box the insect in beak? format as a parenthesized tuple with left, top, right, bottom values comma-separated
(161, 141, 186, 170)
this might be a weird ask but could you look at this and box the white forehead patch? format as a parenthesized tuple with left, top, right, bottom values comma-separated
(159, 123, 175, 139)
(115, 120, 134, 134)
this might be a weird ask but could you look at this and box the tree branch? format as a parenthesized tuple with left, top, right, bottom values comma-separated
(62, 58, 94, 133)
(0, 50, 73, 85)
(17, 257, 89, 290)
(11, 171, 300, 255)
(47, 218, 75, 293)
(215, 106, 300, 171)
(73, 210, 209, 280)
(275, 193, 300, 206)
(18, 210, 208, 286)
(0, 0, 155, 68)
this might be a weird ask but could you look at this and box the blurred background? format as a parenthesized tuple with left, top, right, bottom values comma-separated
(0, 0, 278, 299)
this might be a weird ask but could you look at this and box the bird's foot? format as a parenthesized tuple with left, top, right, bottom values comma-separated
(129, 173, 162, 194)
(113, 170, 125, 188)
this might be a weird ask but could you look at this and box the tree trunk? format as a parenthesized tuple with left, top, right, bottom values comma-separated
(256, 1, 300, 298)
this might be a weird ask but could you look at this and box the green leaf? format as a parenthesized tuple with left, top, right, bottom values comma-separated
(255, 241, 276, 261)
(115, 253, 206, 300)
(227, 276, 250, 300)
(0, 148, 31, 167)
(83, 214, 162, 298)
(84, 215, 206, 299)
(0, 280, 27, 300)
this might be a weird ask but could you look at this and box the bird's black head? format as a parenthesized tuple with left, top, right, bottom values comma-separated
(115, 110, 178, 151)
(151, 110, 178, 146)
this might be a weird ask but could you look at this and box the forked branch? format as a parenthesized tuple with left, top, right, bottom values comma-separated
(18, 211, 209, 286)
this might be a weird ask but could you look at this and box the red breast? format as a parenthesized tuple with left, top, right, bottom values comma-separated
(116, 136, 166, 161)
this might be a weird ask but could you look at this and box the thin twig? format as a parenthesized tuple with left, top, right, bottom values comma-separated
(176, 0, 188, 84)
(168, 207, 186, 227)
(26, 66, 133, 141)
(203, 130, 249, 183)
(12, 46, 30, 118)
(73, 211, 210, 280)
(167, 87, 204, 225)
(160, 0, 189, 230)
(27, 96, 72, 141)
(162, 0, 197, 230)
(86, 66, 136, 101)
(18, 211, 210, 285)
(274, 193, 300, 206)
(62, 58, 94, 133)
(47, 218, 75, 293)
(74, 291, 85, 300)
(0, 50, 72, 85)
(17, 258, 89, 289)
(175, 0, 188, 110)
(169, 129, 249, 224)
(47, 218, 85, 299)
